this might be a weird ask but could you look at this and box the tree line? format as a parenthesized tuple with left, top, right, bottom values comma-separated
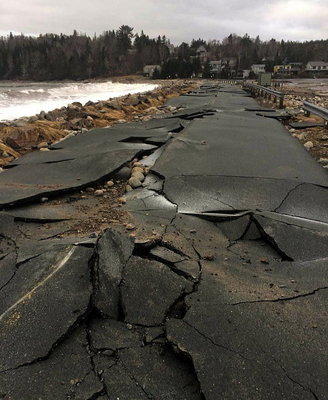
(0, 26, 169, 80)
(0, 28, 327, 81)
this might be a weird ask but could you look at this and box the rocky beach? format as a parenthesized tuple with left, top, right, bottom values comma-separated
(283, 80, 328, 166)
(0, 79, 199, 168)
(249, 79, 328, 167)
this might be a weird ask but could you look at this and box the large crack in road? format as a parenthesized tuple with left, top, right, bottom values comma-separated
(0, 83, 327, 399)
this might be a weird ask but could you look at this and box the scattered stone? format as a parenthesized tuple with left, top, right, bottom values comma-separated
(39, 148, 50, 152)
(86, 187, 95, 193)
(260, 257, 269, 264)
(95, 189, 105, 196)
(131, 171, 145, 182)
(201, 140, 207, 145)
(37, 141, 48, 149)
(320, 135, 328, 141)
(292, 133, 306, 140)
(131, 166, 144, 174)
(126, 224, 135, 231)
(304, 141, 314, 150)
(318, 158, 328, 164)
(118, 197, 127, 204)
(125, 185, 133, 193)
(106, 180, 114, 187)
(128, 176, 142, 188)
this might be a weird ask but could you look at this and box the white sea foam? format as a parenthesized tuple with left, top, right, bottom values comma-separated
(0, 81, 157, 121)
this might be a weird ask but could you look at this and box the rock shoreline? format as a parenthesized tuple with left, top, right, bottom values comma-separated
(0, 80, 199, 167)
(253, 84, 328, 167)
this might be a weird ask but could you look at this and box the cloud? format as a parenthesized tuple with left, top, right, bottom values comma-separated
(0, 0, 326, 43)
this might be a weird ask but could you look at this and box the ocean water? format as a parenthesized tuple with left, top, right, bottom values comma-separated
(0, 80, 157, 122)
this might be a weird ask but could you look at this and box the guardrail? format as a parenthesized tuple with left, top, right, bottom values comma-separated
(218, 79, 240, 84)
(303, 101, 328, 129)
(243, 83, 285, 109)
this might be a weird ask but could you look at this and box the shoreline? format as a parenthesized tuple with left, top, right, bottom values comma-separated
(0, 79, 200, 167)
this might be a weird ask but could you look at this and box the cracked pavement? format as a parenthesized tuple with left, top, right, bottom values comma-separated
(0, 83, 327, 399)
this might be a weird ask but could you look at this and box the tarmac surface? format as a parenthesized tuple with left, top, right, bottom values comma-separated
(0, 84, 327, 399)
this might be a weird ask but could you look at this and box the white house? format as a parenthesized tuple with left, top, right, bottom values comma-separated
(251, 64, 266, 74)
(143, 65, 161, 77)
(209, 61, 221, 73)
(306, 61, 328, 71)
(221, 57, 237, 68)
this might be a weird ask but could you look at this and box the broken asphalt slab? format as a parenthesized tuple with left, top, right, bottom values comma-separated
(0, 83, 327, 399)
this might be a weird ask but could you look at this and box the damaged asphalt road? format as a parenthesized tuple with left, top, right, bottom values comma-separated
(0, 84, 327, 399)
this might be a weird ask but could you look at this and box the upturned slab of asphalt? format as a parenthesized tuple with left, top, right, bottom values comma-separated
(0, 83, 327, 400)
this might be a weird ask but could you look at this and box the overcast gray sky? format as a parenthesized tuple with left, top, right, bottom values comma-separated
(0, 0, 327, 43)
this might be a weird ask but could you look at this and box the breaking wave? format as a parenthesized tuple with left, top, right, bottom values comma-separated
(0, 81, 157, 121)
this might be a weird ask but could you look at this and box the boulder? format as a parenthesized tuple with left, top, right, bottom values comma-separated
(12, 118, 29, 128)
(66, 108, 88, 120)
(131, 171, 145, 182)
(131, 166, 144, 174)
(107, 100, 122, 110)
(124, 95, 140, 107)
(4, 128, 40, 149)
(128, 177, 142, 189)
(304, 141, 314, 150)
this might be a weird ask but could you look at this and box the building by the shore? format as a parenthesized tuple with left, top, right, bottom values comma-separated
(273, 62, 303, 76)
(306, 61, 328, 72)
(251, 64, 266, 75)
(143, 65, 161, 78)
